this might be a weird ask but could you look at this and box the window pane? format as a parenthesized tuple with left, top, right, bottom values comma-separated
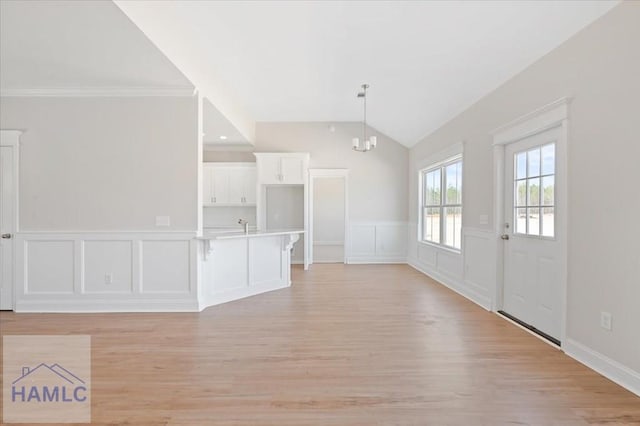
(444, 206, 462, 249)
(516, 152, 526, 179)
(445, 162, 462, 204)
(515, 180, 526, 207)
(542, 176, 554, 206)
(527, 148, 540, 177)
(541, 143, 555, 175)
(425, 169, 441, 206)
(542, 207, 554, 237)
(515, 208, 527, 234)
(527, 208, 540, 236)
(527, 178, 540, 206)
(424, 207, 440, 243)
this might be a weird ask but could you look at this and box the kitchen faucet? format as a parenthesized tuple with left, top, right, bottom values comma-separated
(238, 219, 249, 234)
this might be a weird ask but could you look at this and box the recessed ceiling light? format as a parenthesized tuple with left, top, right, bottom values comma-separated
(219, 135, 228, 140)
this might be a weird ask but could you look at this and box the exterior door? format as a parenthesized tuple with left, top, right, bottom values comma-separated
(0, 143, 16, 310)
(503, 126, 564, 341)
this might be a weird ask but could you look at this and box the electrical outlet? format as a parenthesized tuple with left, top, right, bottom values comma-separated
(104, 273, 113, 285)
(600, 311, 612, 331)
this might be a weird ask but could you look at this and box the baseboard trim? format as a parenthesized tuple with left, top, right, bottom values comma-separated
(563, 338, 640, 397)
(14, 297, 199, 313)
(408, 259, 492, 310)
(347, 256, 406, 264)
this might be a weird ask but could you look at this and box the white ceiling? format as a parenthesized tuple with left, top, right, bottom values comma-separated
(116, 0, 617, 147)
(0, 0, 192, 91)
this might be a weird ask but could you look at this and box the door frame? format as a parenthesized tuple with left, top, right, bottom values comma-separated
(491, 98, 570, 346)
(0, 130, 22, 310)
(308, 169, 349, 265)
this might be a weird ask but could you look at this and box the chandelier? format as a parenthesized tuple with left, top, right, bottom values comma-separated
(352, 83, 377, 152)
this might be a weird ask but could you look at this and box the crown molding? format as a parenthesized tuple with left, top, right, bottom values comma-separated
(0, 86, 196, 98)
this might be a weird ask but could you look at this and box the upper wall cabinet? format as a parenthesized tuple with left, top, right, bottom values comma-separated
(254, 153, 310, 185)
(203, 163, 256, 206)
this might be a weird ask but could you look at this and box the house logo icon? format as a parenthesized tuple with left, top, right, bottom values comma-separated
(11, 363, 88, 403)
(3, 335, 91, 423)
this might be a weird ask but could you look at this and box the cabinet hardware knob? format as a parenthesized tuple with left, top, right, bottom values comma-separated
(1, 233, 12, 239)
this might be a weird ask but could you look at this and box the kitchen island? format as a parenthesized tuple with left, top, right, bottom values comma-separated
(197, 229, 304, 310)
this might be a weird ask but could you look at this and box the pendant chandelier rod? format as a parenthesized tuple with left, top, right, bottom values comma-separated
(352, 83, 377, 153)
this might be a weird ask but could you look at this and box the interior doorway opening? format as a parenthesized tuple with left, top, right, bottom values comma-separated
(308, 169, 349, 265)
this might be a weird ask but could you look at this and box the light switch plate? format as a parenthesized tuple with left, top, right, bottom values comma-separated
(600, 311, 612, 331)
(155, 216, 170, 227)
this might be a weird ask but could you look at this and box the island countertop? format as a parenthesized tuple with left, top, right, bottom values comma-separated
(197, 228, 304, 241)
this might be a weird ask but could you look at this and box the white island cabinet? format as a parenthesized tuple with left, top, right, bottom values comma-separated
(197, 229, 303, 310)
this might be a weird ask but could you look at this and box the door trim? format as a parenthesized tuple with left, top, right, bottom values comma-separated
(0, 130, 21, 233)
(308, 169, 349, 265)
(491, 98, 570, 347)
(1, 130, 22, 311)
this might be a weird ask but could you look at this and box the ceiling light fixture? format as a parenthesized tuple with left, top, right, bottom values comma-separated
(219, 135, 228, 140)
(352, 83, 377, 152)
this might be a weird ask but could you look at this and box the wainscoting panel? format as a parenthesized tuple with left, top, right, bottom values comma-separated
(25, 240, 75, 295)
(347, 222, 407, 264)
(14, 232, 198, 312)
(463, 228, 497, 301)
(141, 240, 191, 294)
(408, 225, 494, 310)
(83, 240, 133, 294)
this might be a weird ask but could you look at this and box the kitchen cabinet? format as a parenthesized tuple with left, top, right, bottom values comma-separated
(203, 163, 257, 206)
(254, 153, 309, 185)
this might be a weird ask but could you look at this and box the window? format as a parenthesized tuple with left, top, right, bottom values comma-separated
(514, 143, 555, 237)
(421, 157, 462, 250)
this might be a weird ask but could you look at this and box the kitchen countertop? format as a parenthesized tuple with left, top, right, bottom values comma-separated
(197, 228, 304, 240)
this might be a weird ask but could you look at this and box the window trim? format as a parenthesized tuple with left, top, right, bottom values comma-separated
(418, 154, 463, 252)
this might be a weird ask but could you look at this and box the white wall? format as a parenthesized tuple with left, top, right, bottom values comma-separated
(256, 122, 408, 263)
(408, 1, 640, 385)
(0, 96, 198, 231)
(0, 96, 200, 312)
(256, 122, 408, 223)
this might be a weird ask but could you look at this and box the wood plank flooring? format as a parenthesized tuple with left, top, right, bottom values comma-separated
(1, 264, 639, 425)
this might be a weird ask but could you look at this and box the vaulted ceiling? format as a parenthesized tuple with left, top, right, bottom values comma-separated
(1, 1, 618, 147)
(115, 0, 617, 147)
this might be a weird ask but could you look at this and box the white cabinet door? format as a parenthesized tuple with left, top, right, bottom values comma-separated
(255, 154, 308, 185)
(227, 168, 245, 204)
(243, 167, 257, 205)
(258, 156, 281, 184)
(203, 164, 257, 206)
(212, 168, 230, 204)
(280, 157, 305, 184)
(202, 165, 214, 206)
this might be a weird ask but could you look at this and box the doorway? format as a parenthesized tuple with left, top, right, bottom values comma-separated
(493, 99, 569, 345)
(0, 130, 20, 311)
(308, 169, 348, 265)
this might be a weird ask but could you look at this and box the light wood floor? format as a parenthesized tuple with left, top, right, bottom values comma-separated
(1, 264, 639, 425)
